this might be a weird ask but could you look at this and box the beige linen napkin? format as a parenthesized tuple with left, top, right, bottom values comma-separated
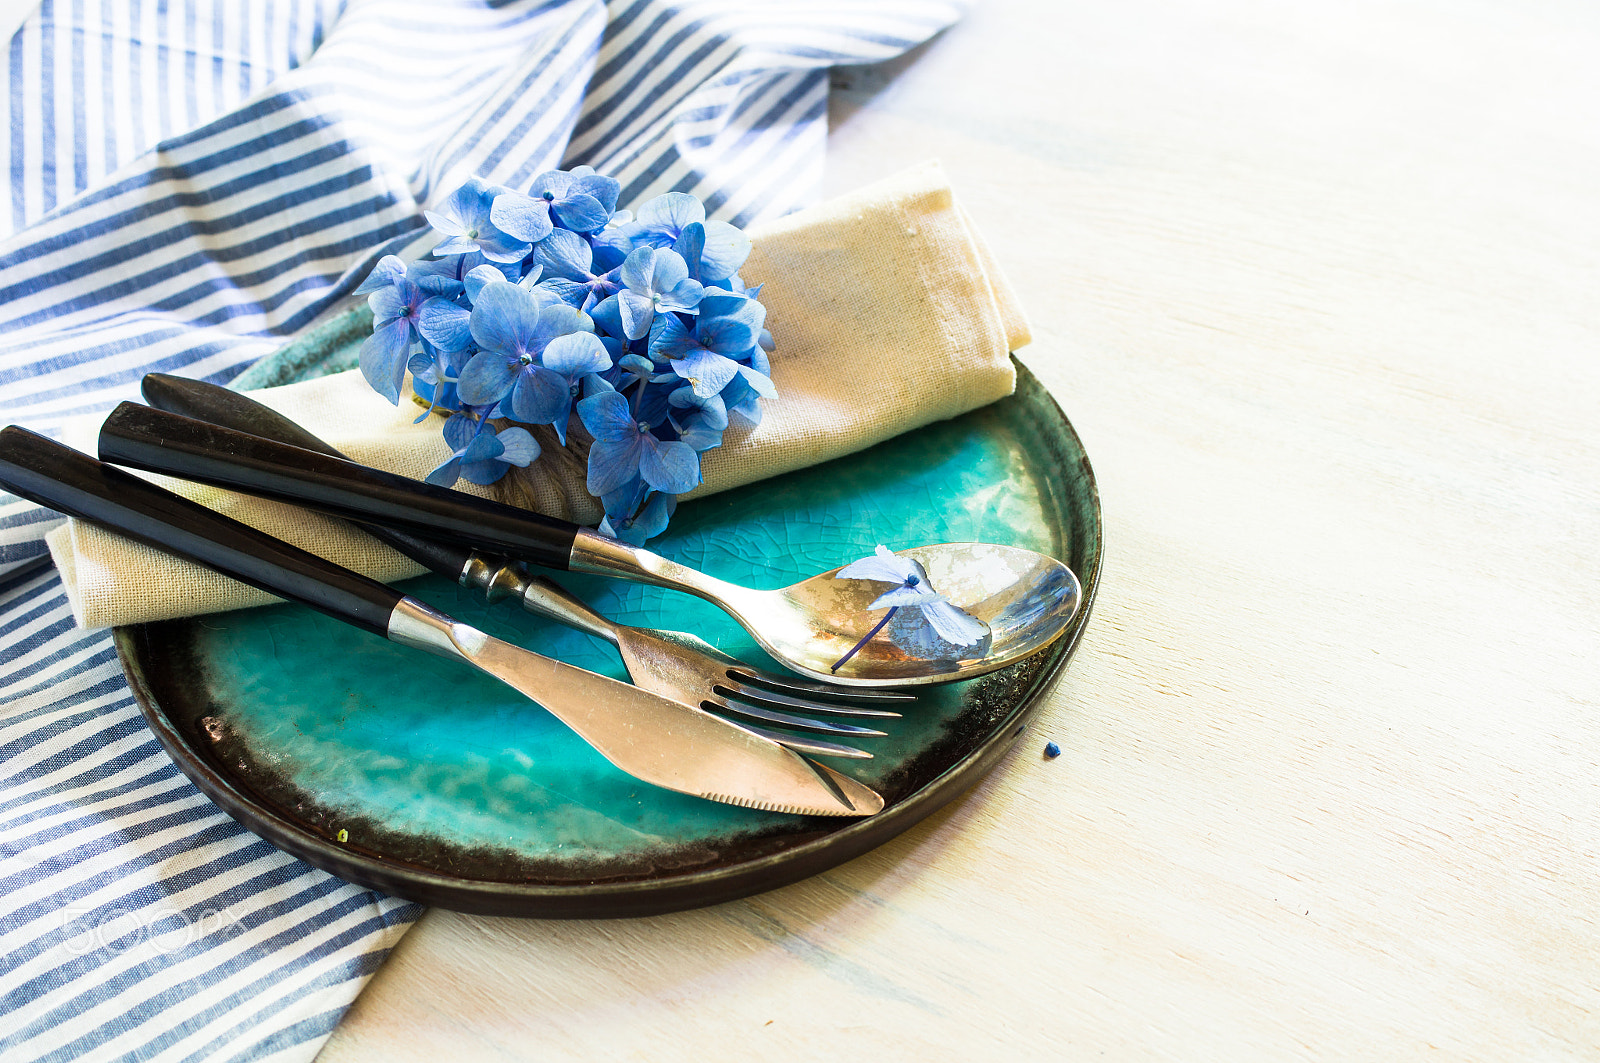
(46, 160, 1031, 628)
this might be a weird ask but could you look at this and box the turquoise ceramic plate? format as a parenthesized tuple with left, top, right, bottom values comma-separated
(114, 320, 1101, 917)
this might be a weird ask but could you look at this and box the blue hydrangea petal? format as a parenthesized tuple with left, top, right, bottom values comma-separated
(355, 255, 406, 295)
(469, 281, 540, 356)
(490, 191, 555, 243)
(457, 428, 505, 465)
(921, 598, 991, 645)
(698, 314, 756, 354)
(367, 285, 409, 325)
(675, 415, 724, 452)
(696, 290, 749, 317)
(659, 278, 704, 313)
(581, 371, 616, 398)
(668, 385, 728, 430)
(590, 241, 627, 274)
(673, 348, 740, 397)
(617, 353, 655, 387)
(699, 292, 765, 333)
(358, 318, 413, 403)
(749, 344, 771, 376)
(648, 313, 697, 360)
(418, 297, 473, 352)
(456, 350, 517, 407)
(638, 437, 700, 495)
(440, 413, 477, 451)
(534, 278, 591, 309)
(552, 193, 608, 233)
(617, 290, 655, 340)
(508, 364, 570, 425)
(724, 383, 762, 427)
(836, 545, 920, 585)
(672, 223, 705, 280)
(569, 173, 621, 215)
(439, 180, 483, 221)
(463, 264, 506, 303)
(603, 487, 675, 545)
(870, 586, 942, 610)
(619, 246, 655, 293)
(638, 192, 705, 232)
(534, 228, 594, 281)
(736, 364, 777, 398)
(697, 220, 751, 281)
(577, 389, 637, 443)
(424, 456, 463, 487)
(589, 293, 626, 337)
(533, 301, 593, 341)
(590, 227, 633, 262)
(409, 254, 468, 294)
(543, 331, 611, 378)
(586, 433, 646, 496)
(649, 248, 690, 293)
(529, 169, 573, 199)
(494, 426, 541, 466)
(457, 458, 513, 486)
(431, 234, 482, 258)
(475, 231, 533, 264)
(423, 209, 466, 238)
(599, 476, 648, 519)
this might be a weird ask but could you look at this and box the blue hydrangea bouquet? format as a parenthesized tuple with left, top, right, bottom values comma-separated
(354, 167, 774, 544)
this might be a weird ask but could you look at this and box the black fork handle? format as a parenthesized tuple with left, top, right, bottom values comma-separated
(0, 426, 403, 635)
(97, 401, 581, 571)
(139, 373, 475, 581)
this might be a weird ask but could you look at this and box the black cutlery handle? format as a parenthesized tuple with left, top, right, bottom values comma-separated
(0, 426, 404, 635)
(98, 402, 581, 570)
(140, 374, 474, 580)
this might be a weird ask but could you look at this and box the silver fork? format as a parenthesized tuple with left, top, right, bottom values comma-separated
(467, 557, 909, 760)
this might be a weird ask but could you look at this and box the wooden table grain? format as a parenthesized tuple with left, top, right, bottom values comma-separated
(317, 1, 1600, 1058)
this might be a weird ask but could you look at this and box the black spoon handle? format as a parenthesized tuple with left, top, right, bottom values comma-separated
(0, 426, 403, 635)
(140, 373, 474, 580)
(97, 401, 581, 571)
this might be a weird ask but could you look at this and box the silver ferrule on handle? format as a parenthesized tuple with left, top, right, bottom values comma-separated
(568, 528, 753, 606)
(517, 576, 621, 642)
(456, 550, 621, 642)
(386, 596, 489, 662)
(458, 553, 533, 604)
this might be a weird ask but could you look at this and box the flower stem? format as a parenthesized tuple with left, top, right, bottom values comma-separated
(831, 606, 898, 673)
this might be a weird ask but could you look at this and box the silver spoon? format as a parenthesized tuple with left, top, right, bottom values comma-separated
(98, 402, 1083, 687)
(567, 532, 1080, 686)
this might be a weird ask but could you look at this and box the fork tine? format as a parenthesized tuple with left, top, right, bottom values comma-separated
(716, 679, 903, 719)
(724, 666, 916, 704)
(725, 721, 874, 760)
(704, 693, 890, 737)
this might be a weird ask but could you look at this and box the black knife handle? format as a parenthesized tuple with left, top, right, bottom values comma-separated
(0, 426, 404, 635)
(140, 373, 474, 580)
(98, 402, 581, 571)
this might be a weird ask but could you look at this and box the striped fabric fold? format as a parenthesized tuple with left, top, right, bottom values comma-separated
(0, 1, 962, 1059)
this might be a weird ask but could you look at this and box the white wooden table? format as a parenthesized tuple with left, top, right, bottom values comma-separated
(318, 1, 1600, 1057)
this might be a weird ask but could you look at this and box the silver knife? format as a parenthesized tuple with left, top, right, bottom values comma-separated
(0, 425, 882, 817)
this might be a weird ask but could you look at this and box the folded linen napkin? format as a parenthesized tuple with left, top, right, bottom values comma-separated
(46, 160, 1030, 628)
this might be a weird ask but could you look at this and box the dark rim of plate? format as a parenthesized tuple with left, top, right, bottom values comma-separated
(112, 357, 1102, 918)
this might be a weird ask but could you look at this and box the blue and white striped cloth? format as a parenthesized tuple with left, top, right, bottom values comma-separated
(0, 2, 960, 1059)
